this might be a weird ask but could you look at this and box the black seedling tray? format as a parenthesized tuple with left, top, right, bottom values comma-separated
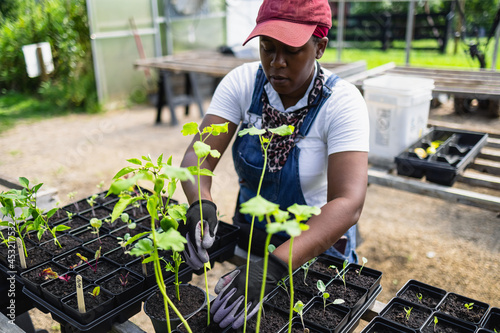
(23, 265, 194, 333)
(395, 127, 488, 186)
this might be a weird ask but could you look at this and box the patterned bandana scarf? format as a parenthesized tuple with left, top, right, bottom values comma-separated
(261, 67, 325, 172)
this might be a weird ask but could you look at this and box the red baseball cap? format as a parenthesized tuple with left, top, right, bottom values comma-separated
(243, 0, 332, 47)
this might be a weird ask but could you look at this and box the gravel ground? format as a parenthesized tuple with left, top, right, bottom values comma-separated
(0, 99, 498, 332)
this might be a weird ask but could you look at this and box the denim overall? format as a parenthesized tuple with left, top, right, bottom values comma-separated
(232, 65, 358, 263)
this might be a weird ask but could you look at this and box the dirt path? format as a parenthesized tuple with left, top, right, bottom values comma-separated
(0, 101, 498, 332)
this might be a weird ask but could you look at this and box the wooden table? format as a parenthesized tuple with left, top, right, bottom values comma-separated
(134, 50, 367, 125)
(346, 63, 500, 116)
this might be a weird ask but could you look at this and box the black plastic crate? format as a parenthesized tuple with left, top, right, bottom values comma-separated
(395, 127, 488, 186)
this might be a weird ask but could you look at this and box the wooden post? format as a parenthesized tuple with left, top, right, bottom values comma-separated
(405, 0, 416, 65)
(36, 45, 48, 81)
(337, 0, 345, 63)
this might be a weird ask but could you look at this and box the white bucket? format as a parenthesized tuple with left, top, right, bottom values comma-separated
(363, 74, 435, 167)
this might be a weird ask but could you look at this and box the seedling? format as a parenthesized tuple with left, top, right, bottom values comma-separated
(117, 233, 132, 254)
(416, 292, 423, 303)
(464, 302, 474, 311)
(181, 121, 228, 326)
(404, 306, 413, 321)
(108, 153, 194, 333)
(39, 267, 59, 280)
(86, 194, 98, 217)
(293, 301, 309, 333)
(119, 272, 129, 287)
(76, 248, 101, 274)
(316, 280, 344, 315)
(433, 316, 438, 332)
(59, 274, 71, 282)
(330, 259, 349, 290)
(89, 286, 100, 298)
(120, 212, 136, 230)
(301, 258, 316, 286)
(356, 257, 368, 275)
(89, 218, 102, 243)
(68, 192, 78, 211)
(66, 211, 74, 220)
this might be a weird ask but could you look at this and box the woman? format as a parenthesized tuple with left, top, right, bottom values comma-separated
(180, 0, 369, 329)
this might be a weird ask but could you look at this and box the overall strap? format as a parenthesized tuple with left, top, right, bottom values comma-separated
(248, 65, 267, 117)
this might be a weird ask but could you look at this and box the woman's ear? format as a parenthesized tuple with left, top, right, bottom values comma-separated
(315, 37, 329, 59)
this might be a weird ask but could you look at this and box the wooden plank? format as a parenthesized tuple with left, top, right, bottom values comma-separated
(360, 300, 386, 322)
(458, 170, 500, 191)
(469, 158, 500, 176)
(478, 147, 500, 162)
(368, 168, 500, 212)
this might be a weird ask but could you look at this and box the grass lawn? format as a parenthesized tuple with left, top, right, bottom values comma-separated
(323, 38, 500, 70)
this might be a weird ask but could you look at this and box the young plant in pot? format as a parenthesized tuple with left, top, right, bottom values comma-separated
(107, 153, 202, 333)
(180, 121, 229, 326)
(0, 177, 70, 266)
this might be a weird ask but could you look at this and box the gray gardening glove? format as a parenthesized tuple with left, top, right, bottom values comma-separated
(211, 253, 288, 329)
(180, 199, 218, 270)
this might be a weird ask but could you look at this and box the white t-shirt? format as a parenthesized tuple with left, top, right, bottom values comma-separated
(207, 61, 369, 208)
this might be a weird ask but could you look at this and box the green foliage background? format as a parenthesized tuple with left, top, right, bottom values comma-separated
(0, 0, 99, 114)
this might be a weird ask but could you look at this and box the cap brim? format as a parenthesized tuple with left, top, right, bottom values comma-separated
(243, 20, 316, 47)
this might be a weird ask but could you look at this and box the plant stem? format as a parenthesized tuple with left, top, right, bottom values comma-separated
(204, 263, 210, 326)
(255, 233, 272, 333)
(151, 216, 192, 333)
(243, 135, 270, 333)
(287, 237, 294, 333)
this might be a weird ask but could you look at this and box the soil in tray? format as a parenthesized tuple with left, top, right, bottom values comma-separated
(289, 269, 329, 295)
(110, 225, 147, 238)
(59, 216, 90, 230)
(325, 280, 366, 309)
(104, 248, 136, 266)
(99, 269, 142, 296)
(27, 230, 65, 245)
(266, 287, 314, 310)
(64, 288, 113, 317)
(303, 302, 347, 330)
(22, 262, 63, 288)
(310, 257, 343, 277)
(398, 284, 444, 309)
(124, 206, 150, 220)
(421, 319, 473, 333)
(226, 305, 289, 332)
(40, 234, 82, 256)
(145, 284, 205, 322)
(345, 268, 377, 291)
(42, 272, 85, 300)
(81, 207, 112, 221)
(382, 303, 430, 330)
(63, 199, 94, 214)
(16, 247, 52, 269)
(84, 235, 118, 253)
(438, 293, 487, 324)
(76, 259, 119, 282)
(54, 248, 94, 270)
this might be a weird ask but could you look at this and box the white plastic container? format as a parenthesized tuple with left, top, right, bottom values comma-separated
(363, 74, 435, 167)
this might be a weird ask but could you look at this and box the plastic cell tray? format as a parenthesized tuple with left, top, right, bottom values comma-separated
(395, 127, 488, 186)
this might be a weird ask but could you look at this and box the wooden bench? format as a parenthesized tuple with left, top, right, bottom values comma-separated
(134, 50, 367, 125)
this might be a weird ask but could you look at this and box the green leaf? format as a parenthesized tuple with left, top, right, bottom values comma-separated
(210, 122, 229, 135)
(18, 177, 29, 188)
(287, 204, 321, 223)
(269, 125, 294, 136)
(46, 208, 58, 219)
(111, 195, 139, 222)
(167, 181, 176, 199)
(239, 195, 279, 221)
(130, 238, 154, 256)
(162, 165, 195, 183)
(154, 178, 165, 195)
(157, 154, 163, 166)
(142, 256, 155, 264)
(193, 141, 211, 158)
(155, 229, 186, 252)
(238, 127, 266, 137)
(123, 231, 150, 247)
(209, 149, 221, 159)
(142, 155, 152, 162)
(112, 166, 136, 180)
(293, 301, 304, 314)
(168, 205, 187, 222)
(146, 196, 159, 221)
(127, 158, 142, 165)
(181, 122, 199, 136)
(317, 280, 326, 293)
(53, 224, 71, 232)
(90, 218, 102, 229)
